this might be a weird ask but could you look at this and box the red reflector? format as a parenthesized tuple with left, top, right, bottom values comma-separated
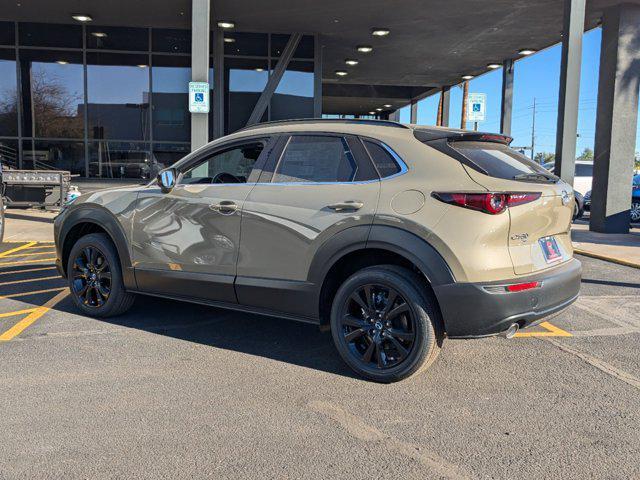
(506, 281, 540, 292)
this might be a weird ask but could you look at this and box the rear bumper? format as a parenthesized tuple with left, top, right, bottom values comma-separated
(433, 258, 582, 338)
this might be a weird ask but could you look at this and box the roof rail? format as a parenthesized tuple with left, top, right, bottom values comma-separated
(236, 118, 410, 133)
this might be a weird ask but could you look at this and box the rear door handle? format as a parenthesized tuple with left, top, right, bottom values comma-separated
(210, 200, 238, 215)
(327, 201, 364, 212)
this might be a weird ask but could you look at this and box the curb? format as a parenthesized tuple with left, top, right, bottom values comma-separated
(573, 248, 640, 270)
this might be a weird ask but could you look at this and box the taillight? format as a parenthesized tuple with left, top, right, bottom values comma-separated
(432, 192, 541, 214)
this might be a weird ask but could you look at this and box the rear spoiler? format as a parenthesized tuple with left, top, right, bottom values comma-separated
(413, 130, 513, 145)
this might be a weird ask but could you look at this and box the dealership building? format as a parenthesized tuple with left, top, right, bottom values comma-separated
(0, 0, 639, 232)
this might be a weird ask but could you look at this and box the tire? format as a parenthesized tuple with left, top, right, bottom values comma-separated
(330, 265, 444, 383)
(67, 233, 135, 317)
(0, 201, 4, 244)
(573, 200, 583, 221)
(631, 202, 640, 223)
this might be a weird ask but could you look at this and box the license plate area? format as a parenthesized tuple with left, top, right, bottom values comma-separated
(539, 236, 562, 263)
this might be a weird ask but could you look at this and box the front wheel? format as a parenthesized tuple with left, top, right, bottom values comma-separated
(67, 233, 135, 317)
(330, 265, 443, 383)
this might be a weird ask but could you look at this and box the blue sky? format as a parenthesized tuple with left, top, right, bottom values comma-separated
(400, 27, 640, 156)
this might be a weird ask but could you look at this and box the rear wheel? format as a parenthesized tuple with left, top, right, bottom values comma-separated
(67, 233, 135, 317)
(330, 265, 443, 383)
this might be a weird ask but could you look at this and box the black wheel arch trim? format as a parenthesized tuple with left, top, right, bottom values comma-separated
(55, 205, 136, 289)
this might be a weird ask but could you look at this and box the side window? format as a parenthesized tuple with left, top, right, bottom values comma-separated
(575, 164, 593, 177)
(180, 141, 264, 184)
(362, 140, 402, 178)
(272, 135, 357, 183)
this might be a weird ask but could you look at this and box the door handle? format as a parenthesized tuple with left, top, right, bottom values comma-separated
(327, 201, 364, 212)
(210, 200, 238, 215)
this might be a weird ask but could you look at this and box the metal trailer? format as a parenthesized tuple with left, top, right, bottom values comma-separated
(1, 169, 71, 209)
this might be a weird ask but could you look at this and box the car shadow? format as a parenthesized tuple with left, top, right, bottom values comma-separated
(45, 293, 358, 379)
(5, 212, 55, 224)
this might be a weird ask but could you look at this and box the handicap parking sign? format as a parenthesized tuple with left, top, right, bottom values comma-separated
(467, 93, 486, 122)
(473, 103, 481, 112)
(188, 82, 210, 113)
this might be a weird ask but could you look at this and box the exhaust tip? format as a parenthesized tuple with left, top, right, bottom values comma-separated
(503, 323, 519, 339)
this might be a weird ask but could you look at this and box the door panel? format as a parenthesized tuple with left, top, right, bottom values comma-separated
(132, 183, 254, 302)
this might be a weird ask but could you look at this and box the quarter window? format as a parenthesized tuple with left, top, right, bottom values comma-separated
(272, 135, 357, 183)
(363, 140, 402, 178)
(181, 141, 264, 184)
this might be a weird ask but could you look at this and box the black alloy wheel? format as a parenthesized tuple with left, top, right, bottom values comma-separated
(339, 284, 416, 370)
(71, 245, 112, 308)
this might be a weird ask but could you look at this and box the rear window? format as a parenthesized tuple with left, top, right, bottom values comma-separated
(575, 164, 593, 177)
(451, 141, 557, 182)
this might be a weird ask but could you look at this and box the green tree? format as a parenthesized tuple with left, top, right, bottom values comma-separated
(534, 152, 555, 164)
(577, 148, 594, 161)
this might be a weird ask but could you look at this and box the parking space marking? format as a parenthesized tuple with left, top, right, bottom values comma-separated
(0, 258, 57, 266)
(0, 242, 37, 258)
(0, 289, 70, 341)
(514, 321, 572, 338)
(1, 251, 56, 258)
(0, 276, 61, 287)
(0, 266, 57, 276)
(0, 287, 66, 300)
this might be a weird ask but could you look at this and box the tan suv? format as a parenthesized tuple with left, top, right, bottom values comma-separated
(54, 119, 581, 382)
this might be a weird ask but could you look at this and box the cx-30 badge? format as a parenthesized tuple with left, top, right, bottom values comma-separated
(511, 233, 529, 242)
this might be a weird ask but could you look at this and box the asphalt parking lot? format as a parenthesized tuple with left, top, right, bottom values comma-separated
(0, 242, 639, 479)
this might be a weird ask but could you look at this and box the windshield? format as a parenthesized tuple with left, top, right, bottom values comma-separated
(451, 141, 558, 182)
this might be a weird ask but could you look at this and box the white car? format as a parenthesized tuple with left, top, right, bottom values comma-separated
(543, 160, 593, 196)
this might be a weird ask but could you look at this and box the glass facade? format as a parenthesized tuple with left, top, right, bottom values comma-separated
(0, 22, 317, 179)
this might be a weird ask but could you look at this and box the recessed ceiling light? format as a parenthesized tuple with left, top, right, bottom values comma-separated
(71, 14, 93, 22)
(335, 70, 348, 76)
(356, 45, 373, 53)
(345, 59, 359, 66)
(375, 108, 383, 111)
(224, 37, 235, 43)
(518, 48, 536, 55)
(461, 75, 474, 80)
(255, 68, 264, 72)
(137, 64, 148, 68)
(91, 32, 107, 38)
(487, 63, 501, 69)
(56, 60, 68, 65)
(368, 111, 376, 115)
(383, 104, 392, 108)
(217, 21, 235, 29)
(371, 28, 390, 36)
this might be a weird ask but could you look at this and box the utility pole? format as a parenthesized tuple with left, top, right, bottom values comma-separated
(530, 97, 537, 161)
(436, 94, 443, 126)
(460, 81, 469, 129)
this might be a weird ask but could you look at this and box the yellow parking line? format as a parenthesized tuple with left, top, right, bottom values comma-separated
(0, 266, 57, 276)
(0, 242, 37, 258)
(515, 321, 572, 338)
(0, 289, 70, 341)
(0, 276, 61, 287)
(23, 244, 56, 250)
(0, 258, 57, 267)
(0, 308, 39, 318)
(1, 251, 56, 258)
(0, 287, 66, 299)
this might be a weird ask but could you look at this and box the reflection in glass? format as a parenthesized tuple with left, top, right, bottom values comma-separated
(86, 53, 150, 141)
(22, 140, 85, 175)
(86, 26, 149, 51)
(271, 34, 314, 59)
(226, 58, 268, 134)
(0, 22, 15, 45)
(153, 143, 190, 169)
(0, 50, 18, 136)
(19, 22, 82, 48)
(0, 139, 18, 169)
(88, 141, 157, 179)
(272, 61, 314, 120)
(152, 55, 190, 142)
(19, 50, 84, 138)
(222, 32, 267, 57)
(152, 29, 191, 53)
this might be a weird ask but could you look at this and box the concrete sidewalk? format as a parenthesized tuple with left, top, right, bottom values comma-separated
(2, 209, 56, 243)
(572, 223, 640, 268)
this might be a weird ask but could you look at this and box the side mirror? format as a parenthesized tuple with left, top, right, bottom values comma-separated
(157, 168, 177, 193)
